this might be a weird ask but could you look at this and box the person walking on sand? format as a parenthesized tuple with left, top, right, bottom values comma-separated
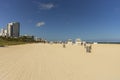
(86, 44, 92, 53)
(84, 43, 86, 48)
(63, 43, 66, 48)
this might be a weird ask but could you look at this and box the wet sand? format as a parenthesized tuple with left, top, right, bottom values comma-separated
(0, 43, 120, 80)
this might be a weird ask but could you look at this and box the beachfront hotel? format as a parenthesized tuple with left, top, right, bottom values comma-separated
(7, 22, 20, 37)
(0, 22, 20, 38)
(0, 28, 7, 37)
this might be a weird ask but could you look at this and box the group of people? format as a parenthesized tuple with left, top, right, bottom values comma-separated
(84, 43, 92, 53)
(62, 42, 92, 53)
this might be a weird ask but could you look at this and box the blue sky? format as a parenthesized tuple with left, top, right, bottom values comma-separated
(0, 0, 120, 41)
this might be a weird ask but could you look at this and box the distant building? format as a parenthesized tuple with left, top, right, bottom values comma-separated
(4, 30, 7, 36)
(23, 34, 34, 39)
(0, 28, 4, 36)
(83, 41, 86, 44)
(0, 28, 7, 37)
(93, 42, 98, 44)
(75, 38, 81, 45)
(7, 22, 20, 37)
(67, 39, 73, 45)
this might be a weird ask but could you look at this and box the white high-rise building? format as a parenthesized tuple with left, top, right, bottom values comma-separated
(0, 28, 7, 37)
(7, 22, 20, 37)
(0, 28, 4, 36)
(4, 29, 7, 36)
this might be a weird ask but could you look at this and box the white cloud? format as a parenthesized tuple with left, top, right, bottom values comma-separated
(38, 3, 55, 10)
(32, 1, 56, 10)
(36, 22, 45, 27)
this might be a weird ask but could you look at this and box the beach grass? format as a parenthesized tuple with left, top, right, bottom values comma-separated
(0, 36, 36, 46)
(0, 40, 28, 46)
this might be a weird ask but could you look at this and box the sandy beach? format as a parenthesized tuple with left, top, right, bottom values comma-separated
(0, 43, 120, 80)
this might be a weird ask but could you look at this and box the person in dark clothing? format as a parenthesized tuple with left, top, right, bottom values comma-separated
(84, 43, 86, 48)
(86, 44, 92, 53)
(63, 44, 66, 48)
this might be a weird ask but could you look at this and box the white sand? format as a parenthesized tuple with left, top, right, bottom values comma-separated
(0, 43, 120, 80)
